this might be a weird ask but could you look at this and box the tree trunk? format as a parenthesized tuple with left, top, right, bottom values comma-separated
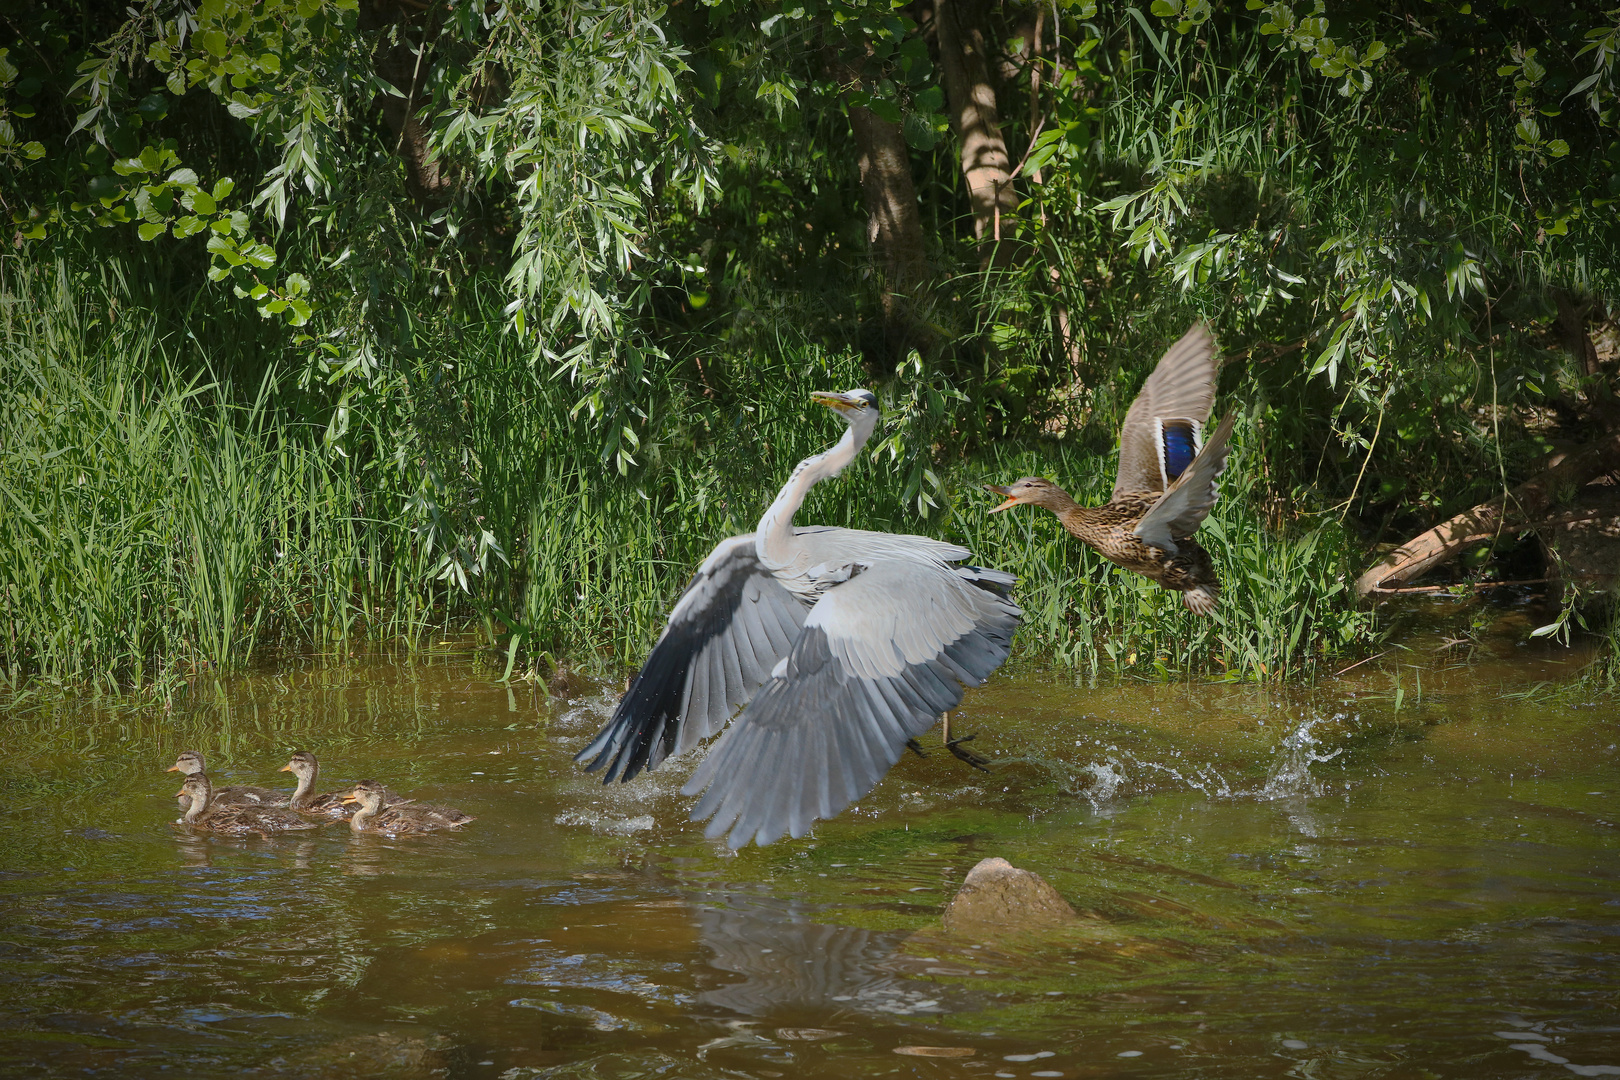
(362, 0, 453, 205)
(828, 49, 934, 369)
(848, 106, 929, 296)
(1354, 430, 1620, 597)
(1554, 290, 1619, 426)
(931, 0, 1019, 261)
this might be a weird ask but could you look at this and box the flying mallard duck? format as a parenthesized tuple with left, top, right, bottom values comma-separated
(174, 773, 320, 837)
(168, 750, 287, 810)
(279, 751, 406, 819)
(341, 780, 474, 836)
(987, 324, 1235, 614)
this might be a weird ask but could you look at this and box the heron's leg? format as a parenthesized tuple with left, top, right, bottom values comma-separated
(941, 712, 991, 771)
(905, 738, 928, 759)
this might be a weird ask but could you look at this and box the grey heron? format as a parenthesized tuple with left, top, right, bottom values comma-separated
(575, 389, 1023, 848)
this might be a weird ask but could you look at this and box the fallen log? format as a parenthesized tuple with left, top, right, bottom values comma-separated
(1354, 430, 1620, 598)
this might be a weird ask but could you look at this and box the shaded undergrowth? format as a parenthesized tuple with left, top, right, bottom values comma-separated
(4, 258, 1379, 700)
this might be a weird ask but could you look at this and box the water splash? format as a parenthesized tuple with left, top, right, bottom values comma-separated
(553, 810, 655, 835)
(1076, 761, 1128, 808)
(1256, 714, 1345, 801)
(1066, 712, 1349, 808)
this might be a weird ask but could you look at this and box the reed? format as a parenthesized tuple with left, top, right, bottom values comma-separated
(0, 253, 1381, 697)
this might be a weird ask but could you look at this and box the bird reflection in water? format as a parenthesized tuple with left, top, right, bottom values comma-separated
(341, 835, 390, 877)
(691, 891, 963, 1019)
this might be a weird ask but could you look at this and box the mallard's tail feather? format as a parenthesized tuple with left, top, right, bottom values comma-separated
(1182, 584, 1218, 615)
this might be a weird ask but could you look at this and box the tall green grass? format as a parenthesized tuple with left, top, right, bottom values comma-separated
(0, 261, 428, 695)
(0, 254, 1381, 697)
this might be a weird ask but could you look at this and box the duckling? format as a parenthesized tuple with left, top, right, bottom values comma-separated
(279, 751, 406, 819)
(168, 750, 287, 811)
(988, 324, 1235, 614)
(175, 773, 320, 837)
(342, 780, 474, 836)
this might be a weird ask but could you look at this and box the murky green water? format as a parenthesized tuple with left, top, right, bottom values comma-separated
(2, 630, 1617, 1079)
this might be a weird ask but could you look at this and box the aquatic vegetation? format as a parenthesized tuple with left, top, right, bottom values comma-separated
(0, 256, 1381, 695)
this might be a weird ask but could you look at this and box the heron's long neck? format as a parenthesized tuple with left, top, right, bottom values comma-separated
(756, 424, 864, 571)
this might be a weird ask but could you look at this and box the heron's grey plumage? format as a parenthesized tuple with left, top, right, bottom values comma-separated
(574, 535, 807, 783)
(576, 389, 1022, 847)
(683, 559, 1019, 847)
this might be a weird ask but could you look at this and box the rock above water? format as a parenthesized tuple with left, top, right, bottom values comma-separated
(941, 857, 1078, 938)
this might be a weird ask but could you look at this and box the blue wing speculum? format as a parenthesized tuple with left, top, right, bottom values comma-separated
(1155, 417, 1203, 488)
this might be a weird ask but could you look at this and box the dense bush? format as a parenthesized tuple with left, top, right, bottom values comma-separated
(1, 0, 1614, 693)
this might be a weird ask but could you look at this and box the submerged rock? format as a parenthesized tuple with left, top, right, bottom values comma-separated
(941, 857, 1078, 939)
(267, 1031, 452, 1078)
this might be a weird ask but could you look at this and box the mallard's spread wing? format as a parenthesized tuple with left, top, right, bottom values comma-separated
(682, 558, 1021, 848)
(1113, 324, 1218, 499)
(1133, 411, 1237, 555)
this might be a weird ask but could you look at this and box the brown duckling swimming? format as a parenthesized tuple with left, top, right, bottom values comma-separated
(279, 751, 406, 819)
(168, 750, 287, 811)
(988, 324, 1235, 615)
(342, 780, 474, 836)
(175, 773, 320, 837)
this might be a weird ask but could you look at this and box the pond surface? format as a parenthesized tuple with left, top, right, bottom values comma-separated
(2, 630, 1617, 1079)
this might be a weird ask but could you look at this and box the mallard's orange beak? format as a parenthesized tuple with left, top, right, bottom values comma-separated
(173, 786, 187, 798)
(341, 793, 359, 805)
(985, 484, 1020, 513)
(166, 764, 182, 772)
(279, 764, 293, 773)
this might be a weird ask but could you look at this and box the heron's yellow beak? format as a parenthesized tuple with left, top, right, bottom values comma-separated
(985, 483, 1020, 514)
(810, 391, 859, 413)
(279, 764, 293, 773)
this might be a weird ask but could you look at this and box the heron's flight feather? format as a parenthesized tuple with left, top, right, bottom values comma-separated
(682, 559, 1020, 847)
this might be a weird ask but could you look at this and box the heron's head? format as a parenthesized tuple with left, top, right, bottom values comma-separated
(985, 476, 1064, 513)
(810, 389, 879, 428)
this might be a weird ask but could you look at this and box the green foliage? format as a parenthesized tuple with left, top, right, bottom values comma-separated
(2, 0, 1614, 696)
(0, 254, 1381, 695)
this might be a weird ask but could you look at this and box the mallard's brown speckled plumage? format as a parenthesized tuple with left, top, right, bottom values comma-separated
(175, 773, 321, 837)
(280, 751, 406, 819)
(342, 780, 474, 836)
(988, 324, 1234, 615)
(167, 750, 287, 811)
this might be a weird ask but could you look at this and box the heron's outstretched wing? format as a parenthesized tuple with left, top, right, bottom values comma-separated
(1133, 410, 1237, 555)
(1113, 324, 1218, 499)
(575, 535, 808, 783)
(794, 524, 972, 566)
(682, 559, 1022, 848)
